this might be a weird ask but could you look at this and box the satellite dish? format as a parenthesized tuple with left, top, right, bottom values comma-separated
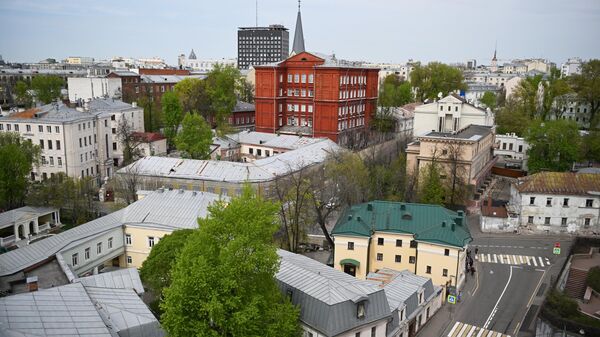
(437, 92, 443, 99)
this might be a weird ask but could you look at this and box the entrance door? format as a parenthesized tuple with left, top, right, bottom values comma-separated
(343, 264, 356, 277)
(408, 321, 416, 337)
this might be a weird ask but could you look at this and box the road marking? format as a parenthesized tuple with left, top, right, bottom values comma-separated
(532, 257, 538, 267)
(545, 257, 551, 266)
(477, 253, 551, 268)
(513, 322, 521, 336)
(493, 254, 497, 263)
(484, 265, 514, 330)
(538, 256, 544, 266)
(526, 257, 531, 266)
(487, 253, 491, 262)
(448, 321, 511, 337)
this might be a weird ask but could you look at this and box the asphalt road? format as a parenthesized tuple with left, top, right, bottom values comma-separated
(418, 228, 573, 337)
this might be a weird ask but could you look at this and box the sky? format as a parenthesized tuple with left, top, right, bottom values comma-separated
(1, 0, 599, 66)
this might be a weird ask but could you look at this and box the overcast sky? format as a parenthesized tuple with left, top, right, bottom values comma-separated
(1, 0, 599, 66)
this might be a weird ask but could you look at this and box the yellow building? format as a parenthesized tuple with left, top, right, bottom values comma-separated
(332, 201, 472, 292)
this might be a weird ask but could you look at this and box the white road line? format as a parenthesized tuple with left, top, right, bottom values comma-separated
(476, 329, 486, 337)
(486, 331, 495, 337)
(480, 254, 486, 262)
(487, 253, 491, 262)
(466, 325, 477, 337)
(545, 258, 551, 266)
(504, 255, 509, 264)
(511, 255, 518, 265)
(484, 265, 514, 329)
(458, 323, 470, 337)
(532, 257, 538, 267)
(519, 255, 524, 264)
(493, 254, 497, 263)
(526, 256, 531, 266)
(538, 256, 544, 266)
(448, 321, 461, 336)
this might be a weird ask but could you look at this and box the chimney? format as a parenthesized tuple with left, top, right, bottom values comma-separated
(442, 221, 446, 228)
(26, 276, 38, 292)
(367, 203, 373, 211)
(400, 203, 406, 211)
(132, 102, 138, 108)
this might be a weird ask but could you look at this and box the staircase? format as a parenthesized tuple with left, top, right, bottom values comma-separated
(564, 268, 588, 299)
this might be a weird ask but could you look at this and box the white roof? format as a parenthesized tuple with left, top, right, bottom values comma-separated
(226, 131, 324, 150)
(120, 139, 341, 183)
(0, 206, 56, 230)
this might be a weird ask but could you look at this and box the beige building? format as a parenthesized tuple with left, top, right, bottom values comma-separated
(406, 124, 497, 199)
(331, 201, 472, 293)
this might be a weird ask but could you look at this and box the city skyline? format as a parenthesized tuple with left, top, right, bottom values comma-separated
(1, 0, 599, 65)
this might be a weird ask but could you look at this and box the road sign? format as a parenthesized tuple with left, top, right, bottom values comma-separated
(553, 247, 561, 255)
(447, 295, 457, 304)
(554, 242, 561, 248)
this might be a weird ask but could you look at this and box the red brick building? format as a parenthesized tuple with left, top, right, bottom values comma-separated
(254, 51, 379, 145)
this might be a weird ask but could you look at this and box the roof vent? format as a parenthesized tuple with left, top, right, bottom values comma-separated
(402, 213, 412, 220)
(367, 203, 373, 211)
(400, 203, 406, 210)
(179, 189, 184, 194)
(442, 221, 446, 227)
(348, 214, 353, 220)
(357, 216, 361, 222)
(157, 187, 164, 193)
(451, 223, 456, 231)
(192, 191, 197, 196)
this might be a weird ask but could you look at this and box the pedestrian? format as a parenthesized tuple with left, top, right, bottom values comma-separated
(470, 266, 475, 276)
(475, 246, 479, 255)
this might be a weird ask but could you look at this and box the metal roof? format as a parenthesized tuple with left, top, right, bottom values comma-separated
(516, 172, 600, 196)
(232, 101, 255, 113)
(1, 103, 109, 123)
(226, 131, 324, 150)
(0, 206, 57, 230)
(421, 124, 493, 141)
(74, 268, 144, 294)
(0, 190, 222, 276)
(120, 139, 341, 183)
(331, 201, 472, 248)
(276, 250, 391, 336)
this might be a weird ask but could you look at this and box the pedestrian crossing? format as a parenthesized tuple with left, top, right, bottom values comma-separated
(448, 321, 511, 337)
(476, 253, 551, 267)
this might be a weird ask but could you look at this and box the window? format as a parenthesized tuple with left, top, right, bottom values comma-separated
(257, 149, 262, 156)
(39, 139, 44, 149)
(586, 199, 594, 207)
(528, 216, 534, 224)
(112, 128, 116, 134)
(410, 240, 417, 248)
(377, 253, 383, 261)
(97, 242, 102, 254)
(125, 234, 132, 245)
(585, 218, 591, 227)
(308, 74, 314, 83)
(249, 148, 254, 155)
(443, 268, 448, 277)
(108, 237, 113, 249)
(85, 248, 90, 260)
(72, 253, 78, 266)
(56, 140, 61, 150)
(529, 197, 535, 205)
(41, 156, 46, 165)
(113, 142, 117, 151)
(6, 124, 10, 131)
(544, 217, 551, 225)
(127, 256, 133, 264)
(409, 256, 416, 264)
(546, 198, 552, 206)
(47, 140, 52, 150)
(287, 74, 292, 83)
(46, 125, 51, 133)
(357, 302, 365, 318)
(395, 255, 402, 263)
(563, 198, 569, 207)
(57, 157, 62, 166)
(49, 157, 54, 166)
(396, 239, 402, 247)
(25, 124, 31, 132)
(426, 266, 432, 274)
(355, 333, 361, 337)
(79, 138, 82, 148)
(444, 249, 450, 256)
(301, 74, 306, 83)
(561, 218, 567, 226)
(0, 124, 3, 131)
(377, 237, 384, 246)
(294, 74, 299, 83)
(38, 125, 43, 132)
(371, 327, 376, 337)
(55, 126, 60, 133)
(348, 242, 354, 250)
(148, 236, 155, 247)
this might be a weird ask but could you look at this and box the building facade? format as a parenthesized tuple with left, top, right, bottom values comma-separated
(495, 133, 529, 170)
(561, 58, 583, 77)
(412, 94, 494, 137)
(67, 77, 123, 102)
(177, 49, 237, 73)
(331, 201, 472, 293)
(509, 172, 600, 234)
(237, 25, 289, 70)
(254, 51, 379, 145)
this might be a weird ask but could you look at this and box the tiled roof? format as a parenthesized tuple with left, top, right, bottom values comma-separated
(331, 201, 471, 248)
(516, 172, 600, 196)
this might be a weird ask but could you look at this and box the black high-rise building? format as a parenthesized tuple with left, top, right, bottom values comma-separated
(237, 25, 289, 70)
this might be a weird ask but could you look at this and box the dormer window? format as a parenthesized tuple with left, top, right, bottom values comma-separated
(357, 301, 366, 318)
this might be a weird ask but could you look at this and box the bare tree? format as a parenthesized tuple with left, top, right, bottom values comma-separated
(444, 142, 469, 205)
(113, 164, 142, 205)
(117, 117, 144, 167)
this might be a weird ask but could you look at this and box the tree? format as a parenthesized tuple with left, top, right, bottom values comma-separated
(410, 62, 467, 102)
(206, 64, 241, 135)
(525, 119, 581, 173)
(513, 75, 543, 118)
(160, 187, 301, 337)
(444, 143, 469, 205)
(162, 91, 183, 149)
(581, 131, 600, 163)
(325, 151, 370, 206)
(14, 81, 33, 108)
(0, 133, 41, 210)
(495, 98, 533, 136)
(175, 113, 213, 159)
(138, 94, 161, 132)
(378, 75, 413, 108)
(112, 165, 142, 205)
(419, 162, 445, 205)
(570, 59, 600, 129)
(480, 91, 497, 111)
(30, 75, 64, 104)
(237, 77, 255, 103)
(174, 78, 210, 115)
(139, 229, 195, 306)
(116, 117, 143, 166)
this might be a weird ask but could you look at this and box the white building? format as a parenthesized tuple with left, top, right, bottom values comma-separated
(495, 133, 529, 170)
(464, 83, 502, 108)
(561, 58, 583, 77)
(509, 172, 600, 234)
(132, 132, 167, 157)
(552, 93, 592, 129)
(178, 49, 237, 73)
(65, 56, 95, 65)
(67, 77, 123, 102)
(0, 98, 143, 181)
(225, 130, 326, 162)
(502, 62, 528, 75)
(412, 94, 494, 136)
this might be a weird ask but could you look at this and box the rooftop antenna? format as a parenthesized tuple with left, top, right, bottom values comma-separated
(255, 0, 258, 27)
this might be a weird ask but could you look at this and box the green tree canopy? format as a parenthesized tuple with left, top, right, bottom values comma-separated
(0, 133, 41, 210)
(236, 77, 255, 103)
(525, 119, 581, 173)
(206, 64, 241, 135)
(418, 162, 445, 205)
(175, 113, 213, 159)
(580, 131, 600, 163)
(160, 187, 301, 337)
(569, 59, 600, 129)
(14, 81, 33, 108)
(410, 62, 466, 102)
(174, 77, 210, 114)
(30, 75, 64, 104)
(495, 97, 533, 137)
(480, 91, 498, 111)
(378, 75, 413, 108)
(161, 91, 183, 148)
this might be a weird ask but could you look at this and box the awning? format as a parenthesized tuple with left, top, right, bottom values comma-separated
(340, 258, 360, 267)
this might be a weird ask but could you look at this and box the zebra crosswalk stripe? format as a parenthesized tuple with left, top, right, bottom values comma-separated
(476, 253, 550, 268)
(447, 321, 511, 337)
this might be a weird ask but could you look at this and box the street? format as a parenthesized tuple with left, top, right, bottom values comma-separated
(418, 215, 573, 337)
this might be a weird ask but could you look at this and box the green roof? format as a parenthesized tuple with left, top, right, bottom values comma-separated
(339, 258, 360, 267)
(331, 201, 472, 248)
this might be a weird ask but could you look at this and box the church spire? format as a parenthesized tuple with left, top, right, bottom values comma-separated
(291, 0, 305, 55)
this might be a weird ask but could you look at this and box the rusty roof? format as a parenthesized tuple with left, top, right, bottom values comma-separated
(516, 172, 600, 195)
(10, 108, 41, 119)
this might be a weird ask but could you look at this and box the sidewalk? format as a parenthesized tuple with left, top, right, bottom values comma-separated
(417, 267, 480, 336)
